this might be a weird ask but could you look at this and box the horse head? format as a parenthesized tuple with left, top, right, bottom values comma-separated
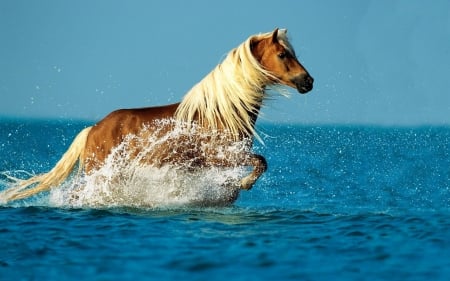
(251, 28, 314, 94)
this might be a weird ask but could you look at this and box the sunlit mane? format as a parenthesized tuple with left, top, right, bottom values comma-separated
(175, 30, 292, 140)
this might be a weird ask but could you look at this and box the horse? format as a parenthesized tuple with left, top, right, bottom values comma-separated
(0, 28, 313, 204)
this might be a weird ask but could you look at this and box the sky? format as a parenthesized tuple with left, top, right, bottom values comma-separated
(1, 0, 449, 125)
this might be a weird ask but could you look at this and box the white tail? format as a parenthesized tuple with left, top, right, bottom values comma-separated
(0, 126, 92, 203)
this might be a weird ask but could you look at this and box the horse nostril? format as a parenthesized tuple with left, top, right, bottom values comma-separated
(292, 73, 314, 93)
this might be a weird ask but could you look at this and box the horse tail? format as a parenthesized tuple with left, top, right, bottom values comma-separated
(0, 126, 92, 203)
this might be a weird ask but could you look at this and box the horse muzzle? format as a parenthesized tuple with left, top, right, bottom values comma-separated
(293, 74, 314, 94)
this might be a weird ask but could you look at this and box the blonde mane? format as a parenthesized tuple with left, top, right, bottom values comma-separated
(175, 30, 292, 140)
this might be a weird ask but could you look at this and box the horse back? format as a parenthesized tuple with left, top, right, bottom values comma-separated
(84, 103, 180, 171)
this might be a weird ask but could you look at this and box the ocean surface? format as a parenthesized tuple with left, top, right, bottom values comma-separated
(1, 119, 449, 281)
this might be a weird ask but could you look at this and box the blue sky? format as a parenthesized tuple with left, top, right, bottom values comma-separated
(1, 0, 449, 125)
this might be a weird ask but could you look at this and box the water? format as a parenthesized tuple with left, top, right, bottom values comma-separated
(1, 119, 449, 280)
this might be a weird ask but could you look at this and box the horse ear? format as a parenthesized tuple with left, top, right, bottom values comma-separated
(272, 28, 279, 43)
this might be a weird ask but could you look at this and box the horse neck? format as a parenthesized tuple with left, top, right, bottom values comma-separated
(247, 96, 262, 127)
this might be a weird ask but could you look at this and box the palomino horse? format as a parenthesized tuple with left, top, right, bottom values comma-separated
(0, 28, 313, 204)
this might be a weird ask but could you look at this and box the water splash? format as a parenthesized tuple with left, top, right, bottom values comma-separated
(48, 166, 245, 209)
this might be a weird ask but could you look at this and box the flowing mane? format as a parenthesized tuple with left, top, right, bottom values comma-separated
(175, 30, 293, 140)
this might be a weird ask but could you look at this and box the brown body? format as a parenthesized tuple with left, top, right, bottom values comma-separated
(0, 28, 313, 203)
(84, 102, 262, 189)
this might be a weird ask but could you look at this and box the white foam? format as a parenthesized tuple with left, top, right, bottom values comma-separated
(48, 166, 245, 209)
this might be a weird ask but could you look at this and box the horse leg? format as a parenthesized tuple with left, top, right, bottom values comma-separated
(240, 154, 267, 190)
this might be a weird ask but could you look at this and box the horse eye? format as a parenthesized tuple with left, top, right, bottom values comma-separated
(278, 52, 287, 59)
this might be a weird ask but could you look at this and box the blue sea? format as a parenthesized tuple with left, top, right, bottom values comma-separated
(1, 119, 449, 281)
